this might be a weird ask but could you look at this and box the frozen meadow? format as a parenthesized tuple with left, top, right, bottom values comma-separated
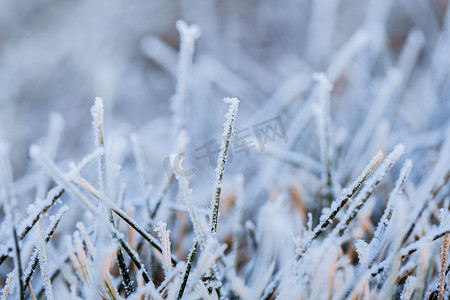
(1, 0, 450, 299)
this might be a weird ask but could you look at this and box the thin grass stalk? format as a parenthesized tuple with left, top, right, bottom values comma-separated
(117, 237, 150, 283)
(23, 206, 67, 289)
(174, 156, 206, 246)
(401, 169, 450, 248)
(36, 268, 61, 299)
(27, 282, 37, 300)
(209, 97, 239, 236)
(12, 227, 24, 300)
(19, 188, 64, 240)
(0, 272, 14, 300)
(155, 221, 173, 277)
(91, 97, 106, 194)
(109, 203, 133, 296)
(400, 276, 417, 300)
(439, 233, 450, 300)
(35, 221, 54, 300)
(368, 227, 450, 280)
(112, 207, 179, 265)
(366, 159, 412, 268)
(400, 129, 450, 248)
(116, 247, 133, 296)
(177, 240, 198, 300)
(333, 144, 404, 237)
(261, 151, 383, 299)
(157, 263, 184, 294)
(30, 145, 179, 264)
(298, 151, 383, 256)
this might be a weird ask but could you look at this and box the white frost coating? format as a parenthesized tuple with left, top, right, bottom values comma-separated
(333, 144, 404, 237)
(368, 159, 412, 266)
(348, 151, 384, 195)
(29, 145, 143, 249)
(172, 20, 201, 134)
(194, 281, 218, 300)
(400, 226, 450, 258)
(0, 142, 22, 297)
(48, 205, 69, 234)
(76, 222, 95, 257)
(155, 221, 172, 276)
(18, 186, 64, 237)
(36, 222, 54, 300)
(400, 276, 417, 300)
(90, 97, 104, 147)
(157, 262, 184, 294)
(209, 97, 239, 235)
(30, 145, 98, 212)
(23, 248, 39, 283)
(173, 155, 206, 246)
(0, 271, 14, 300)
(406, 127, 450, 239)
(23, 205, 68, 282)
(298, 151, 383, 255)
(355, 239, 369, 264)
(90, 97, 106, 194)
(166, 274, 181, 300)
(189, 237, 226, 290)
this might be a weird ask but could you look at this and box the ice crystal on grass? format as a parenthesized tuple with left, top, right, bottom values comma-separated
(155, 221, 172, 277)
(174, 156, 206, 246)
(90, 97, 106, 194)
(0, 272, 14, 300)
(401, 276, 417, 300)
(209, 97, 239, 236)
(35, 222, 54, 300)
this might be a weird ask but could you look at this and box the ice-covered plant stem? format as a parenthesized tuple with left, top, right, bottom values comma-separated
(209, 97, 240, 236)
